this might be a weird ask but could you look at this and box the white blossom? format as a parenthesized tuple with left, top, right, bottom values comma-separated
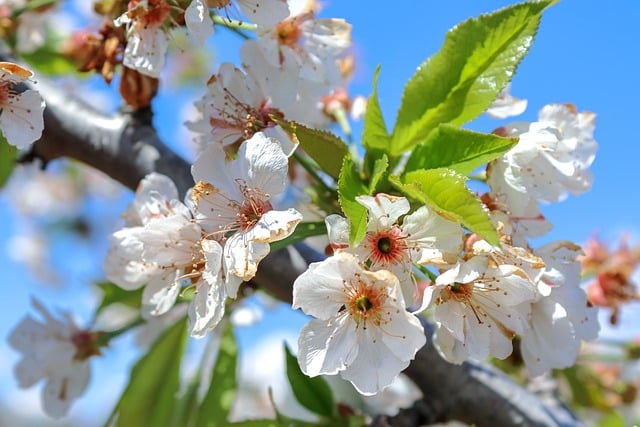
(191, 132, 302, 297)
(520, 241, 600, 375)
(186, 62, 296, 155)
(426, 256, 536, 363)
(185, 0, 214, 45)
(292, 252, 425, 395)
(104, 173, 228, 338)
(486, 84, 527, 119)
(328, 194, 463, 308)
(8, 298, 98, 418)
(0, 62, 45, 149)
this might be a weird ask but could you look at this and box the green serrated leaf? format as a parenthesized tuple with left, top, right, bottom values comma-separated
(0, 134, 17, 188)
(270, 222, 327, 252)
(95, 282, 143, 316)
(338, 156, 368, 246)
(391, 0, 555, 155)
(404, 124, 518, 175)
(390, 169, 499, 246)
(363, 66, 390, 153)
(284, 344, 335, 418)
(274, 118, 349, 180)
(108, 317, 188, 427)
(369, 154, 388, 193)
(197, 322, 238, 427)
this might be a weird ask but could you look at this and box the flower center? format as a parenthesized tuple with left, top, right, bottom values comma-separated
(346, 277, 387, 326)
(365, 226, 409, 266)
(448, 282, 474, 301)
(71, 330, 103, 361)
(276, 18, 302, 48)
(238, 196, 272, 230)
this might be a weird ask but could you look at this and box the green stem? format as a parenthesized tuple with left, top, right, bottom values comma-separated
(332, 107, 353, 144)
(292, 151, 337, 196)
(211, 15, 257, 34)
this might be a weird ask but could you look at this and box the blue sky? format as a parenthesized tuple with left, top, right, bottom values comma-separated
(1, 0, 639, 424)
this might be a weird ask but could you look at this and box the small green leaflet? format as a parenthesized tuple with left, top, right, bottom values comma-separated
(391, 0, 556, 155)
(362, 66, 390, 172)
(403, 124, 518, 175)
(0, 133, 17, 188)
(107, 317, 188, 427)
(196, 322, 238, 427)
(273, 118, 349, 180)
(284, 344, 336, 418)
(338, 156, 368, 246)
(390, 169, 499, 246)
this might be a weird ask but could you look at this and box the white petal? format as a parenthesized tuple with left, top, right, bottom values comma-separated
(123, 26, 168, 78)
(297, 316, 358, 377)
(185, 0, 214, 45)
(238, 0, 289, 26)
(0, 89, 45, 149)
(41, 363, 90, 419)
(224, 233, 270, 283)
(248, 208, 302, 242)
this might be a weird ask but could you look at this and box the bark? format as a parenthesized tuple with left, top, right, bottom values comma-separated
(13, 63, 583, 427)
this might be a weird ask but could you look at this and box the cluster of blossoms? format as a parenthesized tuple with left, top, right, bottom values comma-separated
(105, 132, 302, 337)
(3, 0, 611, 422)
(290, 99, 601, 393)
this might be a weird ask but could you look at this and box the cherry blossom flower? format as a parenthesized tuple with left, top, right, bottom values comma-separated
(520, 241, 599, 375)
(426, 256, 537, 363)
(8, 298, 101, 418)
(487, 103, 597, 207)
(104, 173, 228, 338)
(0, 62, 45, 148)
(292, 252, 426, 395)
(115, 0, 171, 78)
(186, 62, 296, 155)
(191, 131, 303, 297)
(327, 194, 463, 308)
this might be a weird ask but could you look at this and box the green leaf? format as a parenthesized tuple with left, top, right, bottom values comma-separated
(390, 169, 499, 246)
(597, 411, 627, 427)
(197, 322, 238, 427)
(404, 124, 518, 175)
(0, 134, 17, 188)
(274, 118, 349, 180)
(95, 282, 143, 316)
(108, 317, 188, 427)
(363, 66, 390, 153)
(270, 221, 327, 252)
(391, 0, 555, 155)
(368, 154, 389, 193)
(338, 156, 368, 246)
(284, 344, 335, 418)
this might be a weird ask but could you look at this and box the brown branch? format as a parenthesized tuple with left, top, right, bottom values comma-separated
(17, 65, 583, 427)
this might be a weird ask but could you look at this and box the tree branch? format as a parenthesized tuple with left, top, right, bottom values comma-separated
(20, 68, 582, 427)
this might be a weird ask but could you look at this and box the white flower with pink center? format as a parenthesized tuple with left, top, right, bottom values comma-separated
(186, 62, 295, 155)
(0, 62, 45, 149)
(191, 132, 302, 297)
(292, 252, 426, 395)
(8, 298, 100, 418)
(327, 194, 463, 308)
(426, 256, 537, 363)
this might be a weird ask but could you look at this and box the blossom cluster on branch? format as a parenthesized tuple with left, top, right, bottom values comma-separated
(2, 0, 632, 425)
